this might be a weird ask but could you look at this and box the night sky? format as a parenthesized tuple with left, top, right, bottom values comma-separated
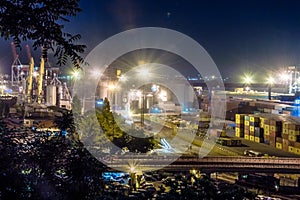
(1, 0, 300, 82)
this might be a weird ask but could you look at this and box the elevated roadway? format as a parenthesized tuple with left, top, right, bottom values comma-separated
(105, 156, 300, 174)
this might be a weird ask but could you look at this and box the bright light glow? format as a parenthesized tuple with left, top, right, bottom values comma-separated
(136, 90, 142, 97)
(108, 84, 117, 91)
(138, 60, 145, 65)
(72, 70, 80, 79)
(158, 90, 167, 101)
(242, 74, 253, 85)
(33, 71, 39, 77)
(279, 73, 290, 82)
(137, 68, 150, 77)
(129, 166, 135, 173)
(119, 74, 127, 82)
(245, 86, 251, 91)
(151, 84, 159, 92)
(266, 76, 275, 85)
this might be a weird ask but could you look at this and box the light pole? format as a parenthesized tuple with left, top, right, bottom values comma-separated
(266, 76, 274, 100)
(108, 82, 117, 111)
(137, 67, 150, 127)
(141, 85, 145, 127)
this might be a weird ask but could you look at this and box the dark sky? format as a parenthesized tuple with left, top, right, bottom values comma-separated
(1, 0, 300, 82)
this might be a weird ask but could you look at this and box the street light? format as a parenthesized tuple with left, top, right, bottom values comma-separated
(137, 66, 151, 127)
(242, 74, 254, 92)
(108, 82, 118, 111)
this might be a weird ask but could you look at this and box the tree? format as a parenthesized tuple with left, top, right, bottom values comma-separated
(77, 110, 108, 148)
(96, 98, 123, 140)
(72, 95, 82, 115)
(0, 0, 86, 67)
(54, 109, 79, 141)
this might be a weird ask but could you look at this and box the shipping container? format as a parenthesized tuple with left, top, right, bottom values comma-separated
(282, 128, 289, 134)
(244, 129, 250, 135)
(294, 142, 300, 148)
(245, 121, 250, 126)
(269, 130, 281, 138)
(235, 127, 243, 134)
(254, 137, 263, 143)
(244, 134, 249, 140)
(269, 120, 282, 127)
(294, 148, 300, 155)
(235, 132, 241, 138)
(283, 122, 291, 129)
(264, 124, 270, 131)
(288, 129, 300, 135)
(250, 122, 260, 127)
(250, 116, 260, 122)
(276, 142, 282, 150)
(288, 146, 294, 153)
(289, 124, 300, 130)
(283, 139, 289, 151)
(288, 135, 300, 142)
(264, 129, 270, 135)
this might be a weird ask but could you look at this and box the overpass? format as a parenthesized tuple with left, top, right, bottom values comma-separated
(192, 81, 286, 92)
(104, 156, 300, 174)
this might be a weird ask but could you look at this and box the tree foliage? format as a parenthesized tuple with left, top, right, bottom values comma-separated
(0, 118, 105, 199)
(95, 98, 155, 153)
(71, 95, 82, 115)
(96, 98, 123, 140)
(0, 0, 86, 68)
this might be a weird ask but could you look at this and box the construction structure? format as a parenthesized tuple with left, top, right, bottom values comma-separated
(8, 43, 72, 115)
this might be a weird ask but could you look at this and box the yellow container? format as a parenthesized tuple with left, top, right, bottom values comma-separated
(250, 135, 255, 141)
(264, 129, 270, 135)
(283, 128, 289, 134)
(250, 116, 259, 122)
(294, 131, 300, 136)
(245, 121, 250, 126)
(260, 122, 264, 128)
(270, 126, 278, 132)
(260, 117, 265, 124)
(254, 137, 262, 143)
(276, 142, 282, 149)
(264, 124, 270, 131)
(289, 130, 300, 135)
(283, 122, 290, 129)
(236, 127, 241, 133)
(289, 130, 296, 136)
(288, 135, 297, 142)
(294, 148, 300, 155)
(250, 126, 255, 132)
(288, 146, 294, 153)
(235, 132, 240, 138)
(244, 135, 249, 140)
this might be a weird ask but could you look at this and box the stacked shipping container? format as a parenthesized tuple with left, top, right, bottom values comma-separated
(235, 113, 300, 155)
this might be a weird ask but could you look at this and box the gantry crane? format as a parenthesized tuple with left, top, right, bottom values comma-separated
(37, 57, 44, 104)
(27, 57, 34, 103)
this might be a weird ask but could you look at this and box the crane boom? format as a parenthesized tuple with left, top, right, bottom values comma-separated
(27, 57, 34, 103)
(37, 57, 44, 104)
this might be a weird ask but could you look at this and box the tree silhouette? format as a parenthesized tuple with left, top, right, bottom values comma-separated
(0, 0, 86, 67)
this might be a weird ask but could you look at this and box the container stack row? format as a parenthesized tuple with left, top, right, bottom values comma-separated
(235, 113, 300, 155)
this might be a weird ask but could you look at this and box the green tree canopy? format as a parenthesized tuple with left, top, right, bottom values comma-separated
(0, 0, 86, 67)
